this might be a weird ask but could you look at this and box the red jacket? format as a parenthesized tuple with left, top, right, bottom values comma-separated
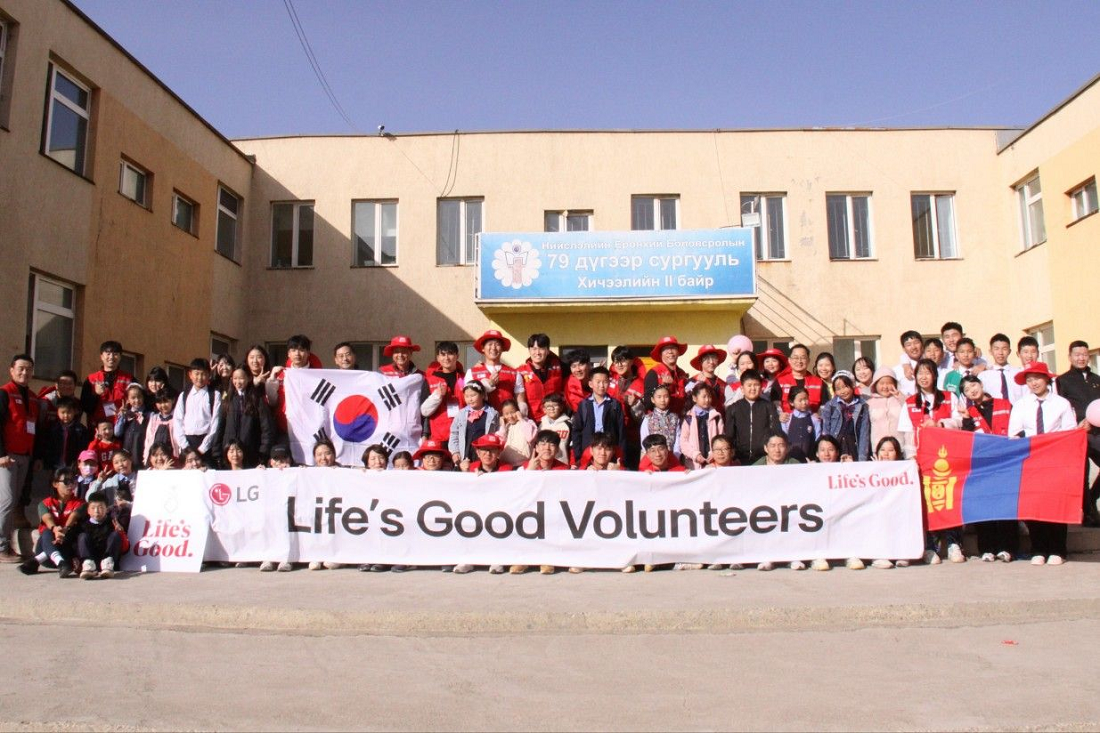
(470, 460, 514, 473)
(83, 370, 134, 426)
(423, 362, 465, 442)
(273, 354, 323, 433)
(527, 459, 571, 471)
(905, 392, 955, 450)
(516, 355, 563, 422)
(564, 375, 591, 413)
(38, 495, 85, 534)
(774, 371, 826, 413)
(966, 398, 1011, 436)
(646, 363, 689, 415)
(469, 363, 521, 412)
(87, 438, 121, 475)
(638, 454, 688, 472)
(1, 382, 40, 457)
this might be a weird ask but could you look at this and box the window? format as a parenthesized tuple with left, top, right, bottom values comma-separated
(1090, 350, 1100, 374)
(353, 200, 398, 266)
(172, 192, 197, 235)
(826, 194, 873, 259)
(911, 193, 957, 259)
(0, 17, 13, 127)
(210, 334, 234, 361)
(832, 338, 879, 370)
(118, 159, 150, 208)
(437, 198, 483, 265)
(27, 274, 74, 379)
(741, 194, 786, 260)
(1070, 178, 1098, 222)
(265, 342, 288, 369)
(544, 210, 592, 232)
(216, 186, 241, 261)
(559, 345, 609, 366)
(44, 65, 91, 176)
(349, 341, 391, 371)
(750, 340, 792, 356)
(452, 341, 483, 370)
(1028, 323, 1057, 372)
(631, 195, 678, 230)
(1017, 174, 1046, 249)
(165, 364, 186, 394)
(119, 352, 141, 379)
(0, 19, 8, 102)
(271, 201, 314, 268)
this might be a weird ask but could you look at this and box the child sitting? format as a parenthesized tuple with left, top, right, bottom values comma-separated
(114, 383, 148, 468)
(496, 398, 537, 467)
(390, 451, 413, 470)
(538, 393, 572, 465)
(75, 450, 100, 499)
(19, 467, 85, 577)
(73, 491, 127, 579)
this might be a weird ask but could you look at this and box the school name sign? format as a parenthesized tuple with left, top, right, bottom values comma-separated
(124, 462, 924, 572)
(476, 229, 756, 302)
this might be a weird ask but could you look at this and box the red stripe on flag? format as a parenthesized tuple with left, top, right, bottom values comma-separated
(1017, 430, 1087, 524)
(916, 427, 972, 531)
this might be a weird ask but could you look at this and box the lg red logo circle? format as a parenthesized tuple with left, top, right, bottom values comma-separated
(209, 483, 232, 506)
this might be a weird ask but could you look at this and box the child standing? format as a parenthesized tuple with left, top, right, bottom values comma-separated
(496, 398, 536, 467)
(37, 397, 89, 471)
(143, 390, 179, 466)
(819, 372, 872, 461)
(639, 384, 682, 466)
(449, 383, 500, 471)
(780, 386, 820, 462)
(538, 394, 573, 466)
(571, 367, 626, 466)
(74, 450, 99, 499)
(114, 383, 148, 468)
(87, 419, 121, 476)
(679, 382, 725, 469)
(173, 358, 222, 465)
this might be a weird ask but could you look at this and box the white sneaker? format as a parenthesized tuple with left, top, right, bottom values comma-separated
(947, 544, 966, 563)
(1030, 555, 1046, 566)
(996, 551, 1013, 563)
(621, 565, 636, 573)
(871, 559, 893, 569)
(322, 562, 342, 570)
(895, 559, 910, 568)
(706, 563, 726, 570)
(979, 552, 995, 562)
(259, 561, 276, 572)
(80, 559, 96, 580)
(452, 564, 475, 574)
(673, 563, 704, 571)
(845, 558, 865, 570)
(308, 561, 323, 571)
(277, 561, 292, 572)
(757, 561, 774, 571)
(788, 560, 806, 571)
(729, 563, 744, 570)
(811, 558, 831, 572)
(1046, 555, 1065, 566)
(923, 550, 942, 565)
(98, 558, 115, 579)
(488, 565, 505, 574)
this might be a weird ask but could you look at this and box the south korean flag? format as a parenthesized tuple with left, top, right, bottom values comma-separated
(284, 369, 424, 466)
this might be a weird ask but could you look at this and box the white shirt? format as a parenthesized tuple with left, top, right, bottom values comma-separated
(1007, 392, 1077, 437)
(896, 391, 961, 433)
(979, 365, 1023, 403)
(893, 358, 918, 396)
(172, 385, 222, 453)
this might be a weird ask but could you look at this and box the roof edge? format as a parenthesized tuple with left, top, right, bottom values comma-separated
(997, 71, 1100, 153)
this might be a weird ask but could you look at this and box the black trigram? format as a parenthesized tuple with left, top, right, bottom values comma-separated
(313, 426, 329, 444)
(378, 383, 401, 410)
(380, 432, 400, 452)
(310, 379, 336, 406)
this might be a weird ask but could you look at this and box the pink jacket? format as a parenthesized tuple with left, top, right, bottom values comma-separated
(866, 394, 907, 456)
(496, 418, 538, 466)
(678, 408, 725, 467)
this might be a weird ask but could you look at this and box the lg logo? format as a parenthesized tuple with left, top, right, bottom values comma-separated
(209, 483, 260, 506)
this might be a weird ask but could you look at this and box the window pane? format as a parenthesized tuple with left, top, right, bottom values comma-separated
(859, 339, 878, 365)
(47, 101, 87, 175)
(935, 195, 956, 258)
(566, 213, 589, 231)
(217, 210, 237, 259)
(741, 195, 763, 259)
(544, 212, 560, 232)
(437, 200, 460, 264)
(53, 71, 88, 109)
(833, 339, 855, 368)
(1028, 198, 1046, 245)
(34, 310, 73, 379)
(765, 196, 785, 259)
(911, 195, 934, 258)
(219, 188, 238, 215)
(38, 280, 73, 310)
(1085, 181, 1098, 214)
(174, 197, 194, 232)
(121, 166, 145, 203)
(631, 197, 653, 230)
(464, 200, 482, 265)
(271, 204, 294, 267)
(380, 203, 397, 265)
(297, 205, 314, 267)
(852, 196, 871, 258)
(353, 201, 376, 265)
(1028, 177, 1041, 196)
(659, 198, 677, 230)
(826, 195, 849, 259)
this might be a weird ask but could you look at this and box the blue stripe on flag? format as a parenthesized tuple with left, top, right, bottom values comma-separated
(961, 433, 1028, 523)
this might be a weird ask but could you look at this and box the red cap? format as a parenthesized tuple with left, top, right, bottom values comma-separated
(650, 336, 688, 363)
(412, 439, 449, 461)
(383, 335, 422, 357)
(757, 348, 789, 372)
(690, 344, 728, 372)
(1015, 362, 1056, 385)
(474, 330, 512, 353)
(472, 434, 504, 451)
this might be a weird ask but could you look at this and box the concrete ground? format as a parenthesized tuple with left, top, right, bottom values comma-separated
(2, 547, 1100, 731)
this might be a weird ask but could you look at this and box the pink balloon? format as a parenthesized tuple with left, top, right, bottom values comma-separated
(1086, 399, 1100, 429)
(727, 334, 753, 355)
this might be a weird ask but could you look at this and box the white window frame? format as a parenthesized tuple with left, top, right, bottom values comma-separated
(1027, 322, 1057, 372)
(172, 191, 197, 235)
(0, 19, 8, 101)
(631, 195, 679, 231)
(1069, 178, 1098, 222)
(544, 210, 593, 232)
(741, 193, 787, 260)
(29, 274, 75, 379)
(1017, 173, 1046, 250)
(44, 65, 91, 176)
(911, 192, 958, 260)
(118, 159, 150, 208)
(826, 193, 874, 260)
(270, 201, 315, 268)
(436, 198, 484, 266)
(352, 200, 399, 267)
(1089, 350, 1099, 374)
(216, 185, 241, 261)
(453, 341, 482, 370)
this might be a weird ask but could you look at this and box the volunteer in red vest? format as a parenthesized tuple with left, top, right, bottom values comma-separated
(421, 341, 465, 442)
(380, 336, 424, 378)
(80, 340, 133, 428)
(466, 433, 513, 474)
(516, 333, 562, 422)
(896, 358, 959, 459)
(643, 336, 689, 414)
(266, 334, 321, 435)
(466, 330, 527, 414)
(686, 344, 731, 407)
(608, 346, 647, 469)
(770, 343, 827, 413)
(412, 438, 451, 471)
(756, 348, 788, 397)
(0, 354, 42, 562)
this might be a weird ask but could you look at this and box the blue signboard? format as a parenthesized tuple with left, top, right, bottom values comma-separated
(477, 229, 755, 302)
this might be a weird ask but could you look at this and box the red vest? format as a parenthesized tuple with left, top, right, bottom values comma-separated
(690, 373, 727, 406)
(564, 375, 591, 413)
(469, 363, 520, 412)
(86, 370, 134, 424)
(609, 359, 647, 413)
(650, 363, 689, 414)
(516, 356, 563, 422)
(528, 459, 570, 471)
(966, 398, 1011, 436)
(774, 372, 825, 413)
(424, 363, 465, 442)
(471, 460, 514, 473)
(38, 495, 85, 534)
(1, 382, 39, 456)
(905, 391, 955, 449)
(380, 364, 424, 379)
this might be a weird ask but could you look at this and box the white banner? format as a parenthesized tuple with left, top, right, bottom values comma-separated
(127, 461, 927, 568)
(284, 369, 423, 466)
(121, 472, 210, 573)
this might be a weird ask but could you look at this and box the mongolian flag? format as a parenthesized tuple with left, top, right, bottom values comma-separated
(284, 369, 424, 466)
(916, 426, 1087, 531)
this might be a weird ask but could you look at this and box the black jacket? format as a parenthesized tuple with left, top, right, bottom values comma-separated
(571, 396, 626, 463)
(218, 389, 275, 467)
(723, 399, 781, 465)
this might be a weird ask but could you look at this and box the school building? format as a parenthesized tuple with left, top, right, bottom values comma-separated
(2, 0, 1099, 390)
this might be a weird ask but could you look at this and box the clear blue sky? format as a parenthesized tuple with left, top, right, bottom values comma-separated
(73, 0, 1100, 139)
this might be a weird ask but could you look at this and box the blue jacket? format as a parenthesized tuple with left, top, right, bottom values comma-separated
(819, 396, 871, 461)
(449, 405, 500, 459)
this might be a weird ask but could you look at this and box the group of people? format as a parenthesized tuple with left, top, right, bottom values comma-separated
(2, 320, 1097, 578)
